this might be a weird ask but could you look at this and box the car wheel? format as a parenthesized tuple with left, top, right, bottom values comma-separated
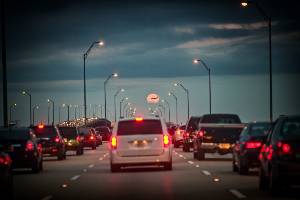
(232, 158, 238, 172)
(76, 148, 81, 155)
(259, 167, 269, 191)
(110, 163, 120, 173)
(81, 148, 84, 155)
(196, 147, 205, 160)
(193, 151, 197, 159)
(182, 144, 187, 152)
(32, 159, 40, 173)
(270, 166, 283, 196)
(39, 159, 43, 171)
(164, 161, 172, 171)
(238, 158, 249, 175)
(57, 150, 65, 160)
(92, 145, 96, 150)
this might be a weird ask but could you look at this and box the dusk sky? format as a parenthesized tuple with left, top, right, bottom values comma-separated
(1, 0, 299, 126)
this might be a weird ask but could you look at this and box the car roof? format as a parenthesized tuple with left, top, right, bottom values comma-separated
(118, 117, 162, 123)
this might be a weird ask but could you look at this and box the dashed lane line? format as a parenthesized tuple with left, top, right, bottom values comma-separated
(70, 175, 81, 181)
(195, 165, 200, 168)
(187, 161, 194, 165)
(202, 170, 211, 176)
(229, 189, 247, 199)
(88, 164, 95, 168)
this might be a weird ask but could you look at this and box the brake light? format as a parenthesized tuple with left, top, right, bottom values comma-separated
(111, 136, 117, 149)
(0, 155, 11, 165)
(37, 143, 42, 153)
(25, 141, 34, 151)
(245, 141, 262, 149)
(38, 124, 44, 129)
(54, 137, 60, 143)
(135, 117, 143, 122)
(183, 133, 189, 138)
(90, 135, 94, 140)
(197, 130, 205, 137)
(76, 136, 81, 142)
(163, 135, 170, 147)
(277, 142, 292, 155)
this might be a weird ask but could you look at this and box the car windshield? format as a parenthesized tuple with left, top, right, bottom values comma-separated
(0, 129, 30, 140)
(59, 127, 77, 139)
(117, 120, 162, 135)
(78, 128, 90, 135)
(33, 126, 57, 138)
(247, 123, 271, 137)
(281, 118, 300, 139)
(187, 117, 201, 130)
(201, 115, 241, 123)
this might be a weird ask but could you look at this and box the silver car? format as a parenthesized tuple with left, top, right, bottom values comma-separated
(110, 117, 173, 172)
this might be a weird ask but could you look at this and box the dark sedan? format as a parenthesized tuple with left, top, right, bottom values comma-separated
(259, 115, 300, 195)
(232, 122, 271, 174)
(0, 151, 13, 200)
(0, 127, 43, 173)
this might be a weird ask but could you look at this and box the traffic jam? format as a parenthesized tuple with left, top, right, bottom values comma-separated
(1, 0, 299, 200)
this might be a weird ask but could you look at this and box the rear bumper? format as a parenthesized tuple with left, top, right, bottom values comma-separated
(201, 142, 233, 154)
(82, 141, 96, 147)
(9, 152, 39, 168)
(241, 152, 260, 168)
(110, 148, 172, 165)
(276, 161, 300, 180)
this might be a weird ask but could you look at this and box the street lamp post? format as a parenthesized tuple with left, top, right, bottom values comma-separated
(47, 99, 54, 125)
(193, 59, 212, 114)
(161, 99, 170, 123)
(32, 105, 39, 126)
(9, 103, 17, 123)
(104, 73, 118, 119)
(119, 97, 128, 118)
(174, 83, 190, 121)
(114, 88, 125, 122)
(168, 92, 178, 124)
(241, 0, 273, 122)
(123, 102, 131, 118)
(22, 90, 32, 126)
(83, 40, 104, 125)
(158, 104, 166, 117)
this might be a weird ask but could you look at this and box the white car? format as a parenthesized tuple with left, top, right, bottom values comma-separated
(110, 117, 172, 172)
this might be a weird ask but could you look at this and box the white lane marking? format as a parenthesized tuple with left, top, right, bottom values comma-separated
(99, 157, 103, 161)
(179, 154, 183, 157)
(229, 189, 247, 199)
(70, 175, 80, 181)
(195, 165, 200, 168)
(202, 170, 211, 176)
(88, 164, 94, 168)
(188, 161, 194, 165)
(183, 157, 187, 159)
(83, 169, 87, 172)
(41, 195, 53, 200)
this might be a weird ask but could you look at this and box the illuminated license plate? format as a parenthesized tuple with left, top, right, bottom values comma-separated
(219, 143, 231, 149)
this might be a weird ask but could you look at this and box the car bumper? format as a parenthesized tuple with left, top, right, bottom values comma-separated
(276, 161, 300, 181)
(110, 149, 172, 165)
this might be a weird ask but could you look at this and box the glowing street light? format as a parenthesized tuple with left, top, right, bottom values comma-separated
(168, 91, 178, 124)
(193, 58, 212, 114)
(174, 82, 190, 121)
(240, 0, 273, 122)
(104, 73, 118, 120)
(83, 40, 104, 125)
(114, 88, 125, 122)
(22, 90, 32, 125)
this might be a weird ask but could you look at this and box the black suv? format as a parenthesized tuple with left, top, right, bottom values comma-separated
(183, 116, 202, 152)
(33, 125, 66, 160)
(0, 127, 43, 173)
(59, 126, 84, 155)
(0, 151, 13, 199)
(259, 115, 300, 195)
(232, 122, 271, 174)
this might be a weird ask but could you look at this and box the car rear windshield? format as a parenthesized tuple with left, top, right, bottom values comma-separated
(59, 127, 77, 139)
(249, 123, 271, 137)
(34, 127, 57, 138)
(0, 129, 30, 140)
(117, 120, 162, 135)
(201, 114, 241, 123)
(281, 118, 300, 139)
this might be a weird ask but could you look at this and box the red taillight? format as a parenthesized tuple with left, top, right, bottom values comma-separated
(90, 135, 94, 140)
(76, 136, 81, 142)
(183, 133, 189, 138)
(54, 137, 60, 143)
(197, 130, 205, 137)
(37, 143, 42, 153)
(25, 141, 34, 151)
(277, 142, 292, 155)
(0, 155, 11, 165)
(163, 135, 170, 147)
(111, 136, 117, 149)
(245, 141, 262, 149)
(135, 117, 143, 122)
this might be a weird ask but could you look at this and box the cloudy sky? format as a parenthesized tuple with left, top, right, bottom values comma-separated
(1, 0, 299, 125)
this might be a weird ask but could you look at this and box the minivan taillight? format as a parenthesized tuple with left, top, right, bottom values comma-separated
(163, 135, 170, 147)
(25, 141, 34, 151)
(111, 136, 117, 149)
(277, 142, 292, 155)
(76, 136, 81, 142)
(54, 137, 60, 143)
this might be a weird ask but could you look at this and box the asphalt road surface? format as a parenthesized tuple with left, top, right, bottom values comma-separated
(12, 143, 300, 200)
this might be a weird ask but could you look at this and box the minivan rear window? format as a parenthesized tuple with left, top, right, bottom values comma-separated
(281, 118, 300, 139)
(34, 126, 57, 138)
(59, 127, 77, 139)
(117, 120, 162, 135)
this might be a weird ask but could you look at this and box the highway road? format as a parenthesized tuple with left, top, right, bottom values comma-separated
(12, 143, 300, 200)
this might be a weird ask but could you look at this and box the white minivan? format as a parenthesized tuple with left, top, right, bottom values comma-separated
(110, 117, 172, 172)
